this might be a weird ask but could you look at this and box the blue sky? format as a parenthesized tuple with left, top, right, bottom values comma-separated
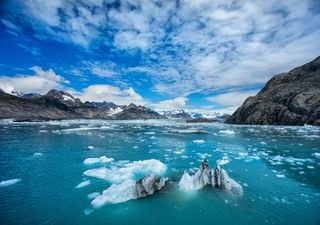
(0, 0, 319, 113)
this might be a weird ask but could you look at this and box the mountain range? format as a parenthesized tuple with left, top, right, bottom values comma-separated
(0, 89, 165, 120)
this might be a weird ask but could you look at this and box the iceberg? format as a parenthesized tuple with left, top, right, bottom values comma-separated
(91, 174, 168, 207)
(178, 160, 243, 196)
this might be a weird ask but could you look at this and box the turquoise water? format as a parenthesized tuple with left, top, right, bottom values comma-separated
(0, 120, 320, 225)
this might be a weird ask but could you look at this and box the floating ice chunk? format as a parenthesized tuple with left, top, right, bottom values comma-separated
(63, 127, 100, 132)
(219, 130, 235, 135)
(144, 132, 156, 135)
(0, 179, 21, 187)
(86, 146, 95, 150)
(276, 174, 285, 178)
(91, 181, 136, 207)
(168, 128, 208, 134)
(84, 159, 167, 184)
(313, 152, 320, 159)
(83, 156, 114, 165)
(307, 166, 314, 169)
(193, 139, 205, 144)
(92, 174, 167, 207)
(39, 130, 48, 133)
(239, 152, 248, 157)
(219, 169, 243, 196)
(75, 180, 91, 188)
(217, 156, 230, 166)
(179, 160, 243, 196)
(87, 192, 100, 199)
(179, 160, 211, 191)
(173, 149, 185, 155)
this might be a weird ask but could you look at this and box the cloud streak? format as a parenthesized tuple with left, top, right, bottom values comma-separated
(2, 0, 320, 112)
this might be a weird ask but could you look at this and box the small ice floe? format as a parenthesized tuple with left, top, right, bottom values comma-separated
(168, 128, 208, 134)
(276, 174, 285, 178)
(39, 130, 48, 133)
(87, 192, 100, 199)
(217, 156, 230, 166)
(86, 146, 95, 150)
(83, 156, 114, 166)
(313, 152, 320, 159)
(173, 149, 185, 155)
(197, 153, 211, 159)
(75, 180, 91, 188)
(133, 146, 138, 149)
(91, 174, 168, 207)
(219, 130, 235, 135)
(0, 179, 21, 187)
(307, 166, 314, 169)
(144, 131, 156, 135)
(178, 160, 243, 196)
(193, 139, 205, 144)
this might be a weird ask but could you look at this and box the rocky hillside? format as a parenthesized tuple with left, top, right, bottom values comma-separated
(0, 89, 165, 120)
(226, 56, 320, 125)
(114, 103, 166, 120)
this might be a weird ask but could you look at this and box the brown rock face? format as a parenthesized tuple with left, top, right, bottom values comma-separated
(226, 56, 320, 125)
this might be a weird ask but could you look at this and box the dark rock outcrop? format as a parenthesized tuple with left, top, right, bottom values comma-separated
(135, 174, 168, 198)
(114, 103, 166, 120)
(226, 56, 320, 125)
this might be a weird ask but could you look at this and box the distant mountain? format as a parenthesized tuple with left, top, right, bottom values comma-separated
(0, 89, 165, 121)
(226, 56, 320, 125)
(20, 93, 42, 99)
(162, 110, 192, 119)
(160, 109, 228, 120)
(87, 101, 125, 115)
(114, 103, 166, 120)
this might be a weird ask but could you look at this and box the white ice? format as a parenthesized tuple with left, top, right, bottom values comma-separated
(75, 180, 91, 188)
(83, 156, 114, 165)
(219, 130, 235, 135)
(0, 179, 21, 187)
(84, 159, 167, 184)
(193, 139, 205, 144)
(91, 179, 137, 207)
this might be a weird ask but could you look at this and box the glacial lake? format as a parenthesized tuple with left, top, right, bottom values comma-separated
(0, 120, 319, 225)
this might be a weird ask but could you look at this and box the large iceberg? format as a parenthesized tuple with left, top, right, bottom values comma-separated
(179, 160, 243, 196)
(91, 174, 168, 207)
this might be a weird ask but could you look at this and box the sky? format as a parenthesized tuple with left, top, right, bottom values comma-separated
(0, 0, 319, 114)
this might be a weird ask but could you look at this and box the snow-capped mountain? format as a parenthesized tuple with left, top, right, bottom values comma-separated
(159, 109, 228, 119)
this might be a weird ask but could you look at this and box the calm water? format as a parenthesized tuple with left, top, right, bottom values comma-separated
(0, 120, 320, 225)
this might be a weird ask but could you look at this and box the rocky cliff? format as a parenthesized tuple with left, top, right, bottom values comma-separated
(226, 56, 320, 125)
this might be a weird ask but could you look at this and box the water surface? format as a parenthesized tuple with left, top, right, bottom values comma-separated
(0, 120, 319, 225)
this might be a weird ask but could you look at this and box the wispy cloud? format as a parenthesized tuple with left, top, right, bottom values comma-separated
(2, 0, 320, 111)
(206, 90, 259, 107)
(0, 66, 68, 94)
(151, 97, 188, 111)
(73, 84, 146, 106)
